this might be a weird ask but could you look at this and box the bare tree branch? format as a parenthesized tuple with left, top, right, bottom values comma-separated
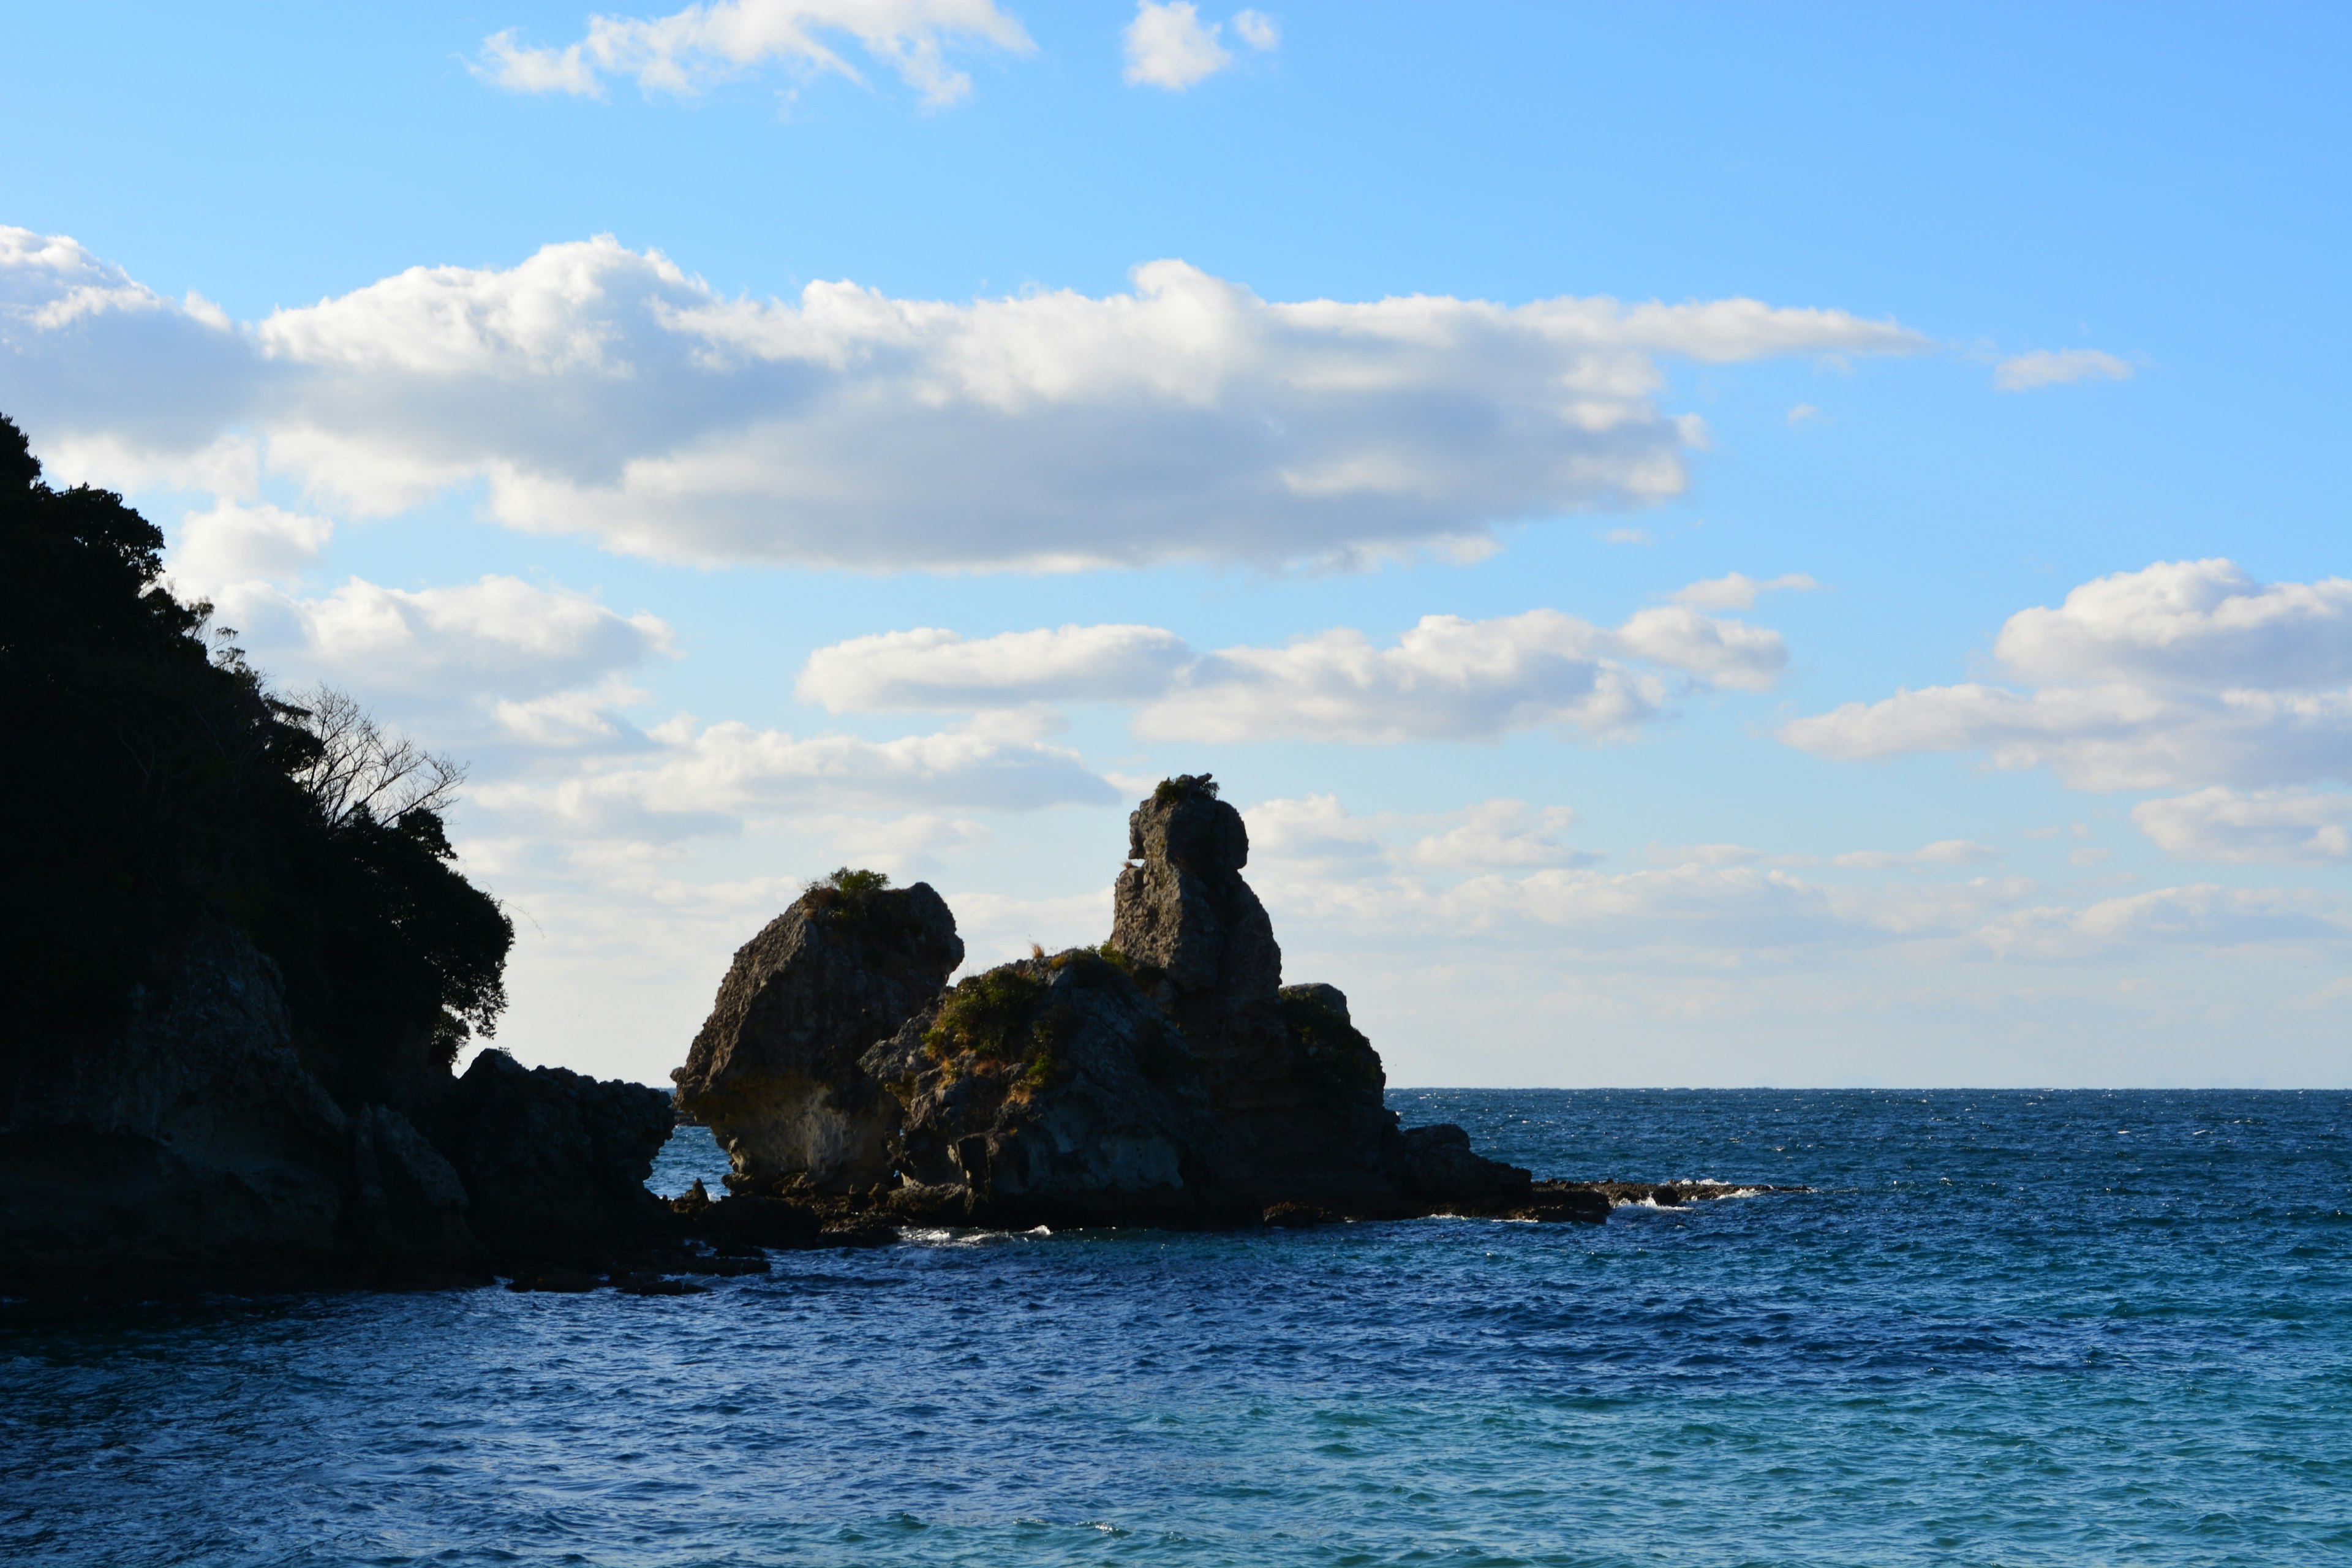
(284, 685, 466, 828)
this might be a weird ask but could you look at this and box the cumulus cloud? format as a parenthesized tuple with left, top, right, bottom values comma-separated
(1123, 2, 1275, 89)
(1961, 884, 2350, 960)
(1245, 793, 2026, 952)
(477, 0, 1034, 108)
(1406, 800, 1586, 869)
(205, 574, 675, 703)
(1784, 560, 2352, 791)
(2132, 786, 2352, 865)
(0, 228, 1928, 573)
(1832, 839, 2000, 870)
(799, 624, 1192, 710)
(167, 499, 333, 594)
(1671, 571, 1820, 611)
(1994, 348, 2135, 391)
(1994, 559, 2352, 690)
(1139, 610, 1776, 742)
(798, 605, 1787, 741)
(1243, 793, 2345, 965)
(472, 716, 1115, 840)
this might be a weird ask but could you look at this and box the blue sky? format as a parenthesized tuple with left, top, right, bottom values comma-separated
(5, 2, 2347, 1086)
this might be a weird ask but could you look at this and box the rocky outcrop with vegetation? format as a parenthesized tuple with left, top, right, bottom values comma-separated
(671, 873, 963, 1193)
(676, 775, 1551, 1233)
(0, 413, 671, 1298)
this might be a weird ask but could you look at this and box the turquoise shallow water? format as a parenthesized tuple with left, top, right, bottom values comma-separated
(4, 1089, 2348, 1566)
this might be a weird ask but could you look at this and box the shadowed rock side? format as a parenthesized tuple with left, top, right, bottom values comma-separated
(864, 947, 1235, 1227)
(0, 410, 684, 1298)
(0, 920, 680, 1297)
(676, 777, 1560, 1234)
(671, 875, 963, 1193)
(423, 1052, 675, 1257)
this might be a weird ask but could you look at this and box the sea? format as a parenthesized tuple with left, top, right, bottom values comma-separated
(3, 1089, 2346, 1567)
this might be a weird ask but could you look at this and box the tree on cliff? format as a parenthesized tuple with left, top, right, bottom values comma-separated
(0, 413, 510, 1103)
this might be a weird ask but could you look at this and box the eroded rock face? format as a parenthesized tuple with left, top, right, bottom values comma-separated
(1110, 776, 1284, 1093)
(0, 920, 687, 1295)
(429, 1051, 673, 1253)
(673, 879, 962, 1193)
(1107, 778, 1416, 1207)
(0, 925, 358, 1289)
(350, 1103, 480, 1269)
(861, 948, 1235, 1227)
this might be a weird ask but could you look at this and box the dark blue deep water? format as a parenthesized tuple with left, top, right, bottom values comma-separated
(5, 1090, 2348, 1566)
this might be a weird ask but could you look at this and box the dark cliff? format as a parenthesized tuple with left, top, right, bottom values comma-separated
(0, 413, 668, 1296)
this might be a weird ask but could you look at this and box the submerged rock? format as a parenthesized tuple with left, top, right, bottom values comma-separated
(672, 874, 962, 1193)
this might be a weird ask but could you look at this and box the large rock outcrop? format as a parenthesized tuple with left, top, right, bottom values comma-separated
(862, 948, 1237, 1227)
(424, 1050, 674, 1255)
(0, 921, 685, 1297)
(1109, 775, 1525, 1212)
(674, 777, 1539, 1231)
(0, 925, 502, 1293)
(672, 875, 962, 1193)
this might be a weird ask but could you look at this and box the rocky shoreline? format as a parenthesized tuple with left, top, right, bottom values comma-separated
(0, 418, 1787, 1305)
(2, 775, 1796, 1304)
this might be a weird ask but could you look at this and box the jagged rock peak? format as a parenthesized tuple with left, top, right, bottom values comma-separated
(673, 870, 962, 1193)
(1110, 777, 1280, 1009)
(1128, 774, 1248, 875)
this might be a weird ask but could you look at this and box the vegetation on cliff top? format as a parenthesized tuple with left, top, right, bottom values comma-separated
(0, 413, 511, 1102)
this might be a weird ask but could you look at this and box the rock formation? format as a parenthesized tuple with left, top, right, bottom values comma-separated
(0, 923, 679, 1295)
(424, 1051, 675, 1256)
(0, 409, 680, 1298)
(671, 874, 962, 1193)
(864, 946, 1235, 1226)
(674, 775, 1541, 1232)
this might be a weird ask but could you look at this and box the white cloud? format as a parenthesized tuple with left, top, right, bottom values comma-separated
(1245, 791, 1392, 868)
(805, 811, 990, 878)
(477, 0, 1035, 108)
(1123, 2, 1239, 89)
(799, 605, 1789, 742)
(1133, 609, 1777, 744)
(1, 228, 1928, 573)
(1243, 793, 2346, 967)
(492, 682, 655, 749)
(1647, 842, 1763, 867)
(1611, 605, 1788, 690)
(1995, 559, 2352, 690)
(1961, 884, 2350, 960)
(1670, 571, 1820, 611)
(1406, 800, 1585, 869)
(167, 499, 333, 594)
(1231, 10, 1278, 51)
(1786, 402, 1824, 426)
(472, 717, 1115, 839)
(1136, 617, 1669, 744)
(1832, 839, 1999, 870)
(0, 229, 262, 454)
(798, 624, 1193, 710)
(1784, 560, 2352, 791)
(1994, 347, 2135, 391)
(207, 573, 676, 703)
(2132, 786, 2352, 865)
